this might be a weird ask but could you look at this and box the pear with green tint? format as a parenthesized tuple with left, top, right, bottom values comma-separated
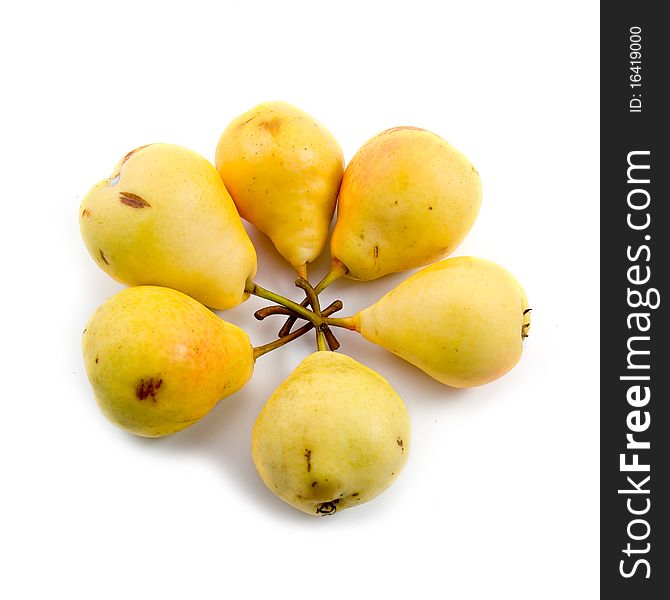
(252, 351, 410, 516)
(82, 286, 254, 437)
(79, 143, 257, 310)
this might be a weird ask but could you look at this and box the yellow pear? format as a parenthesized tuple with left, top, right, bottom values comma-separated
(330, 127, 482, 281)
(252, 352, 410, 516)
(215, 101, 344, 276)
(333, 257, 530, 388)
(79, 143, 257, 310)
(82, 286, 254, 437)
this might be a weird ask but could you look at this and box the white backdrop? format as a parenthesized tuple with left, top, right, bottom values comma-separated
(1, 2, 599, 598)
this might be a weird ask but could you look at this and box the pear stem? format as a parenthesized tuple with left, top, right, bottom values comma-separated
(245, 280, 322, 326)
(316, 258, 348, 293)
(321, 325, 341, 350)
(255, 300, 343, 322)
(252, 320, 315, 360)
(254, 305, 294, 320)
(294, 263, 308, 280)
(296, 277, 329, 351)
(251, 300, 345, 360)
(277, 259, 348, 337)
(316, 329, 328, 351)
(323, 316, 357, 330)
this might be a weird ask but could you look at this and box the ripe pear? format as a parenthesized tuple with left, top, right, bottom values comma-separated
(345, 257, 530, 388)
(330, 127, 482, 281)
(215, 101, 344, 276)
(82, 286, 254, 437)
(252, 352, 410, 516)
(79, 143, 257, 310)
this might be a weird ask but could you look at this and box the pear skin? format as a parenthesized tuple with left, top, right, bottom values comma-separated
(215, 101, 344, 275)
(79, 144, 257, 310)
(354, 257, 530, 388)
(330, 127, 482, 280)
(82, 286, 254, 437)
(252, 352, 410, 516)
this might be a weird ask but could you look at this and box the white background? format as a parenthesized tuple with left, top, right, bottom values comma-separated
(1, 2, 599, 598)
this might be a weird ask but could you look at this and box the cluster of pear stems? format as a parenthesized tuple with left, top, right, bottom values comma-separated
(247, 262, 351, 361)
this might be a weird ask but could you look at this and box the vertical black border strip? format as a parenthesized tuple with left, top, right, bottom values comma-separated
(601, 2, 668, 596)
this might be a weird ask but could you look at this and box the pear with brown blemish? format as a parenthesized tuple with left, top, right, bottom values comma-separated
(83, 286, 254, 437)
(329, 126, 482, 282)
(252, 351, 410, 516)
(79, 143, 257, 310)
(215, 101, 344, 277)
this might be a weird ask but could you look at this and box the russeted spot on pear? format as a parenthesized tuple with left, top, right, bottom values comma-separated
(82, 286, 254, 437)
(345, 257, 530, 388)
(330, 126, 482, 281)
(215, 101, 344, 277)
(79, 143, 257, 310)
(252, 352, 410, 516)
